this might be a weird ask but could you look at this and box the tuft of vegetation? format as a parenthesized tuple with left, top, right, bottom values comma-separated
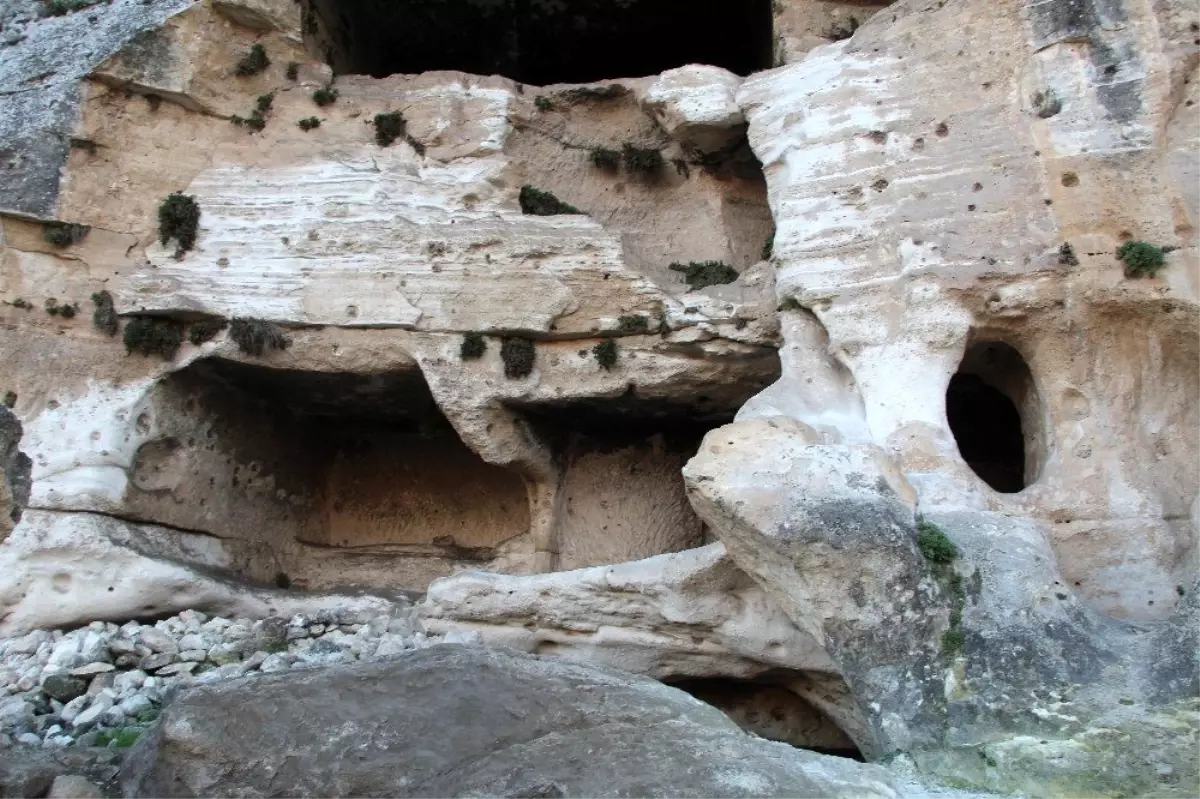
(298, 116, 321, 132)
(44, 298, 78, 318)
(917, 520, 959, 564)
(1116, 240, 1167, 278)
(229, 317, 290, 356)
(123, 316, 183, 360)
(916, 520, 968, 661)
(1031, 89, 1062, 119)
(2, 391, 16, 409)
(460, 332, 486, 360)
(39, 0, 100, 17)
(231, 93, 274, 133)
(762, 232, 775, 261)
(274, 571, 291, 589)
(617, 315, 649, 333)
(778, 296, 802, 312)
(188, 318, 227, 346)
(669, 261, 739, 291)
(235, 43, 270, 77)
(285, 62, 299, 81)
(95, 727, 144, 748)
(534, 95, 554, 112)
(519, 186, 582, 216)
(622, 144, 663, 174)
(589, 146, 620, 171)
(91, 291, 119, 337)
(1058, 242, 1079, 266)
(43, 222, 89, 248)
(10, 298, 33, 310)
(500, 337, 535, 379)
(312, 86, 338, 107)
(157, 192, 201, 257)
(373, 111, 408, 147)
(825, 16, 859, 41)
(593, 338, 618, 370)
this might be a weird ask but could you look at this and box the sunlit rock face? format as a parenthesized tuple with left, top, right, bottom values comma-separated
(1, 0, 1197, 795)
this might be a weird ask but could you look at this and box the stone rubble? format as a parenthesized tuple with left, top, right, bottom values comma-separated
(0, 604, 463, 751)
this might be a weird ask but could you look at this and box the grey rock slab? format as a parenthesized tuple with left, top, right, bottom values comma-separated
(69, 663, 115, 677)
(42, 675, 88, 703)
(48, 774, 105, 798)
(119, 645, 900, 798)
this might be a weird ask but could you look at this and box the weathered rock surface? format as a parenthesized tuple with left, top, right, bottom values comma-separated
(119, 645, 901, 798)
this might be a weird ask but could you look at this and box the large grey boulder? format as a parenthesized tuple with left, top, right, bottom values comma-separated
(119, 645, 900, 798)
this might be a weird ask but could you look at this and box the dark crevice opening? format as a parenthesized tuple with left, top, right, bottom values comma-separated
(666, 677, 864, 761)
(305, 0, 774, 84)
(946, 340, 1042, 493)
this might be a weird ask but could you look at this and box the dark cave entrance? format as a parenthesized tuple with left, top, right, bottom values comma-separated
(667, 677, 864, 760)
(304, 0, 775, 84)
(946, 341, 1044, 493)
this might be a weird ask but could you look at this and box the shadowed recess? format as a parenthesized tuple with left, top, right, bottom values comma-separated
(303, 0, 775, 83)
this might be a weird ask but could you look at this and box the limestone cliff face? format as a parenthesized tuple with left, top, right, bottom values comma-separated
(0, 0, 1197, 793)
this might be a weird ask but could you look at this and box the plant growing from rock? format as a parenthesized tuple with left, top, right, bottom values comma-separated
(2, 391, 16, 409)
(777, 296, 802, 311)
(519, 186, 581, 216)
(556, 84, 629, 104)
(917, 520, 967, 659)
(460, 332, 486, 360)
(534, 95, 554, 111)
(123, 317, 183, 360)
(298, 117, 321, 132)
(42, 222, 89, 247)
(617, 315, 649, 333)
(229, 318, 290, 356)
(762, 232, 775, 261)
(43, 298, 78, 318)
(1117, 240, 1168, 278)
(373, 112, 407, 146)
(501, 337, 535, 378)
(188, 318, 228, 345)
(157, 192, 201, 257)
(91, 291, 118, 336)
(285, 62, 299, 81)
(312, 86, 338, 107)
(10, 298, 32, 310)
(589, 146, 620, 171)
(669, 261, 739, 291)
(593, 339, 618, 370)
(1058, 242, 1079, 266)
(622, 144, 663, 174)
(235, 43, 270, 77)
(231, 93, 274, 132)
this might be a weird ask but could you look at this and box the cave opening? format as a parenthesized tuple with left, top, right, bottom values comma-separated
(946, 341, 1044, 493)
(128, 359, 530, 592)
(666, 677, 864, 760)
(304, 0, 775, 84)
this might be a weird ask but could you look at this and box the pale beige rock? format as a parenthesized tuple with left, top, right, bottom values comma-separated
(641, 66, 745, 153)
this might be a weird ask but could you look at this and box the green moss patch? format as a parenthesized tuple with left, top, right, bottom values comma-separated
(460, 332, 486, 360)
(230, 318, 290, 356)
(123, 317, 184, 360)
(519, 186, 582, 216)
(43, 222, 89, 248)
(1117, 241, 1168, 278)
(501, 337, 535, 379)
(158, 192, 201, 257)
(593, 339, 618, 370)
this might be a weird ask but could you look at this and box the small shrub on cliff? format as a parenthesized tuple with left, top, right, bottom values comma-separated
(373, 112, 408, 147)
(285, 62, 299, 81)
(10, 298, 32, 310)
(593, 339, 618, 370)
(157, 192, 201, 257)
(312, 86, 339, 107)
(123, 317, 183, 360)
(622, 144, 663, 174)
(91, 291, 118, 336)
(188, 318, 228, 346)
(3, 391, 16, 409)
(534, 95, 554, 111)
(617, 315, 649, 333)
(460, 332, 486, 360)
(298, 117, 321, 132)
(235, 43, 270, 77)
(500, 337, 535, 379)
(1057, 242, 1079, 266)
(777, 296, 803, 312)
(589, 146, 620, 171)
(44, 298, 78, 318)
(669, 261, 739, 291)
(1117, 240, 1167, 278)
(519, 186, 581, 216)
(42, 222, 89, 247)
(229, 317, 290, 356)
(917, 521, 958, 565)
(762, 231, 775, 261)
